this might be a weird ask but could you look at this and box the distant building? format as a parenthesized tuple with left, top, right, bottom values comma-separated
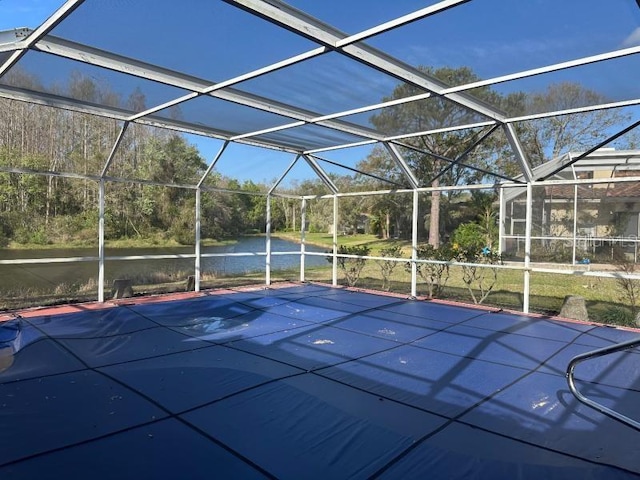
(500, 149, 640, 263)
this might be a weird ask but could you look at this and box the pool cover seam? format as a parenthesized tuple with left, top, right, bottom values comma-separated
(2, 316, 319, 383)
(19, 290, 640, 357)
(1, 315, 280, 478)
(4, 288, 639, 476)
(366, 324, 640, 478)
(9, 294, 629, 390)
(170, 310, 498, 416)
(7, 294, 475, 380)
(8, 295, 640, 398)
(0, 298, 491, 470)
(307, 363, 640, 477)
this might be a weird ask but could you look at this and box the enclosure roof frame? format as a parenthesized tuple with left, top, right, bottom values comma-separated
(0, 0, 638, 190)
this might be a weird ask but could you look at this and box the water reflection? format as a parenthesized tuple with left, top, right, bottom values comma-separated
(0, 237, 327, 290)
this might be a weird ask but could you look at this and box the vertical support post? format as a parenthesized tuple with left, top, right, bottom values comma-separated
(98, 179, 105, 302)
(498, 186, 505, 255)
(635, 213, 639, 263)
(300, 197, 306, 282)
(195, 188, 201, 292)
(266, 194, 272, 286)
(572, 184, 578, 266)
(333, 195, 338, 287)
(523, 182, 533, 313)
(411, 189, 419, 298)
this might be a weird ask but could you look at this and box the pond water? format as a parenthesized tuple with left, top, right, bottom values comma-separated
(0, 237, 328, 290)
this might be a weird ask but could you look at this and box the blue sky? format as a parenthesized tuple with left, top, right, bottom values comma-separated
(2, 0, 640, 184)
(0, 0, 63, 30)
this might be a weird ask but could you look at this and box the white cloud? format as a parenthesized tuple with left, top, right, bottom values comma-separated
(622, 27, 640, 48)
(405, 37, 573, 75)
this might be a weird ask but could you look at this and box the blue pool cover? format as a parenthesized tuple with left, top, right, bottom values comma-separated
(1, 284, 639, 479)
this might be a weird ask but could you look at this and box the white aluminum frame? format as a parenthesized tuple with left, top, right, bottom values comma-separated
(2, 0, 640, 313)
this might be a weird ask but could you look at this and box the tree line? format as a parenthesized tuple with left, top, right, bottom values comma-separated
(0, 66, 635, 248)
(0, 68, 298, 246)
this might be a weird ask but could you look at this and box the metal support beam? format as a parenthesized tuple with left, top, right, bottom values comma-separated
(302, 154, 339, 194)
(266, 194, 272, 286)
(195, 188, 201, 291)
(197, 141, 229, 188)
(411, 189, 419, 298)
(337, 0, 470, 45)
(0, 0, 85, 78)
(98, 179, 105, 302)
(269, 154, 300, 195)
(226, 0, 508, 122)
(300, 197, 307, 282)
(572, 183, 578, 266)
(523, 183, 533, 313)
(333, 195, 338, 287)
(498, 186, 505, 255)
(101, 121, 129, 178)
(384, 142, 420, 189)
(571, 164, 579, 266)
(503, 123, 534, 182)
(0, 84, 298, 154)
(34, 37, 379, 144)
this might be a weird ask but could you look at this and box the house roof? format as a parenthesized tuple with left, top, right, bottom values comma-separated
(503, 148, 640, 202)
(544, 181, 640, 201)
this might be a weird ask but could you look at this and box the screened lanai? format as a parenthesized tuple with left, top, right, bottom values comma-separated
(0, 0, 639, 310)
(1, 0, 640, 315)
(2, 1, 640, 477)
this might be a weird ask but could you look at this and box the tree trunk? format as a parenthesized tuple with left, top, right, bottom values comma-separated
(429, 177, 440, 247)
(292, 204, 296, 232)
(385, 212, 390, 239)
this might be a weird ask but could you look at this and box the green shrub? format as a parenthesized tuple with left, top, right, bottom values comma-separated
(14, 225, 49, 245)
(600, 306, 636, 327)
(451, 222, 486, 253)
(448, 222, 501, 304)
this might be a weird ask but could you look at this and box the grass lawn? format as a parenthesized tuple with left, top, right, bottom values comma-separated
(274, 232, 637, 327)
(273, 231, 412, 254)
(3, 231, 637, 327)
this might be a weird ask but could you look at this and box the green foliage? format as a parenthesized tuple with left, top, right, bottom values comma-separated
(377, 244, 403, 291)
(469, 190, 498, 248)
(328, 244, 371, 287)
(452, 223, 487, 253)
(0, 213, 13, 247)
(15, 225, 49, 245)
(365, 66, 519, 246)
(600, 306, 636, 327)
(450, 222, 501, 303)
(528, 242, 573, 263)
(0, 129, 281, 246)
